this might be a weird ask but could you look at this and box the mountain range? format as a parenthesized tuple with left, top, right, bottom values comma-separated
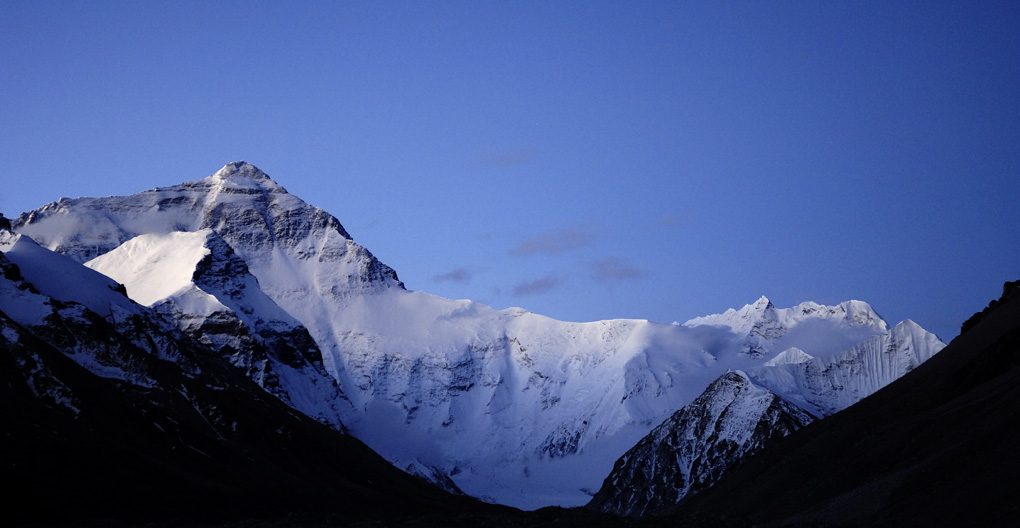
(2, 162, 972, 525)
(667, 280, 1020, 527)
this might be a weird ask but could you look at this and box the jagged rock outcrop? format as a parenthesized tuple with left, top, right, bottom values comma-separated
(588, 370, 813, 517)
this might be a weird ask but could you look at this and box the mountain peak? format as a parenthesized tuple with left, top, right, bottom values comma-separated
(744, 296, 776, 318)
(838, 300, 886, 330)
(895, 318, 920, 330)
(215, 160, 266, 178)
(589, 367, 815, 517)
(209, 161, 286, 193)
(763, 347, 814, 367)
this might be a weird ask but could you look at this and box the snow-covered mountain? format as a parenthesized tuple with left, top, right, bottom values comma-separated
(0, 229, 193, 377)
(588, 370, 814, 517)
(85, 228, 352, 431)
(588, 318, 945, 517)
(10, 162, 945, 509)
(0, 229, 484, 525)
(668, 282, 1020, 528)
(748, 319, 944, 417)
(684, 296, 889, 358)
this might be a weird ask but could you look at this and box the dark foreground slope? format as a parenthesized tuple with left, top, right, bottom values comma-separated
(671, 281, 1020, 527)
(1, 317, 491, 527)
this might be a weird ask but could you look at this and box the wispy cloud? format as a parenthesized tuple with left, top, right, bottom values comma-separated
(510, 229, 591, 256)
(590, 258, 648, 282)
(433, 267, 473, 284)
(512, 276, 564, 296)
(476, 147, 540, 170)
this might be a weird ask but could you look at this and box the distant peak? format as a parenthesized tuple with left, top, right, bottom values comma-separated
(763, 347, 814, 367)
(723, 369, 753, 384)
(745, 296, 776, 316)
(208, 161, 287, 193)
(215, 161, 268, 179)
(893, 319, 921, 331)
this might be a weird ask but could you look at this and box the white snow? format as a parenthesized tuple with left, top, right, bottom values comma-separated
(1, 231, 137, 321)
(0, 266, 53, 328)
(684, 297, 889, 358)
(749, 319, 945, 417)
(763, 347, 814, 367)
(85, 230, 226, 314)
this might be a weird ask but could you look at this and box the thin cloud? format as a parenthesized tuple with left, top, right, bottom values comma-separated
(510, 229, 591, 256)
(591, 258, 648, 282)
(476, 147, 540, 170)
(654, 214, 682, 228)
(512, 276, 564, 297)
(433, 267, 472, 284)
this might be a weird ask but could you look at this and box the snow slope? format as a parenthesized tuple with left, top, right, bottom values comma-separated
(1, 231, 138, 324)
(11, 162, 945, 508)
(749, 319, 945, 417)
(85, 230, 224, 311)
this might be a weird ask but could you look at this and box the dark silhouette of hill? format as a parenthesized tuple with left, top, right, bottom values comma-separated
(669, 281, 1020, 527)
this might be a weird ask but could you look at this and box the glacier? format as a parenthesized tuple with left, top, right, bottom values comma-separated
(10, 161, 946, 509)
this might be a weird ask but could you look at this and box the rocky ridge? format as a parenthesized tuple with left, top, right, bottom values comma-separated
(588, 370, 814, 517)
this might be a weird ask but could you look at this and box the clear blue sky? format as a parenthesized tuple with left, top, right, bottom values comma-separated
(2, 1, 1017, 342)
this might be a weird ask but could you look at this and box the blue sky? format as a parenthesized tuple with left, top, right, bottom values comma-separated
(2, 1, 1017, 341)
